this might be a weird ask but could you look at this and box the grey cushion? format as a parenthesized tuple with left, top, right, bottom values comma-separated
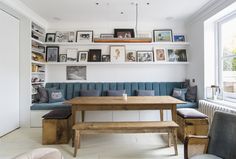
(186, 86, 197, 102)
(172, 88, 187, 101)
(107, 90, 125, 96)
(31, 102, 71, 110)
(80, 90, 100, 96)
(48, 89, 65, 103)
(136, 90, 155, 96)
(38, 87, 56, 103)
(177, 108, 208, 118)
(177, 102, 197, 108)
(190, 154, 222, 159)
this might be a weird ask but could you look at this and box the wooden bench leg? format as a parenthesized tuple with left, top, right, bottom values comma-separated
(74, 130, 80, 157)
(171, 129, 178, 155)
(168, 132, 171, 147)
(81, 111, 85, 122)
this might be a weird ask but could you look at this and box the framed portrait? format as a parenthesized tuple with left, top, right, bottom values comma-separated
(66, 49, 78, 62)
(88, 49, 101, 62)
(76, 30, 93, 43)
(167, 49, 187, 62)
(137, 51, 153, 62)
(110, 45, 125, 62)
(55, 31, 70, 42)
(153, 47, 166, 61)
(126, 51, 136, 62)
(102, 55, 110, 62)
(46, 46, 59, 62)
(67, 66, 86, 80)
(78, 51, 88, 62)
(59, 54, 67, 62)
(174, 35, 185, 42)
(114, 29, 135, 38)
(100, 34, 114, 38)
(45, 33, 56, 42)
(153, 29, 173, 42)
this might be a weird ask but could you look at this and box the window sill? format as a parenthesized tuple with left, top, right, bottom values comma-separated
(205, 99, 236, 110)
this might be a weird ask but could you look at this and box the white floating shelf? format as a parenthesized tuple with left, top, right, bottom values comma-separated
(46, 62, 189, 65)
(31, 38, 44, 44)
(32, 72, 45, 74)
(32, 29, 45, 37)
(31, 60, 45, 65)
(32, 49, 45, 55)
(31, 82, 45, 84)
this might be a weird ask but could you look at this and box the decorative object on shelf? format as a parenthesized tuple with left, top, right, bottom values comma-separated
(45, 33, 56, 42)
(174, 35, 185, 42)
(126, 51, 136, 62)
(153, 47, 166, 61)
(100, 34, 114, 38)
(32, 53, 45, 62)
(46, 46, 59, 62)
(66, 66, 86, 80)
(88, 49, 101, 62)
(137, 32, 152, 38)
(114, 29, 135, 38)
(76, 30, 93, 43)
(68, 31, 75, 42)
(59, 54, 67, 62)
(110, 45, 125, 62)
(153, 29, 173, 42)
(78, 51, 88, 62)
(55, 31, 72, 42)
(66, 49, 78, 62)
(94, 38, 152, 43)
(102, 55, 110, 62)
(137, 51, 153, 62)
(167, 49, 187, 62)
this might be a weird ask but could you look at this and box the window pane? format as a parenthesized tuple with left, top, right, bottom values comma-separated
(223, 57, 236, 93)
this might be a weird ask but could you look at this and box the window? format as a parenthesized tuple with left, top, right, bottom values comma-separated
(218, 14, 236, 102)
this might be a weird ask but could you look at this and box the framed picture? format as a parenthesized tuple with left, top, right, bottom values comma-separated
(167, 49, 187, 62)
(114, 29, 135, 38)
(45, 33, 56, 42)
(76, 30, 93, 43)
(174, 35, 185, 42)
(66, 49, 78, 62)
(102, 55, 110, 62)
(110, 45, 125, 62)
(66, 66, 86, 80)
(126, 51, 136, 62)
(100, 34, 114, 38)
(46, 46, 59, 62)
(88, 49, 101, 62)
(153, 47, 166, 61)
(59, 54, 67, 62)
(55, 31, 70, 42)
(78, 51, 88, 62)
(137, 51, 153, 62)
(153, 29, 173, 42)
(68, 31, 75, 42)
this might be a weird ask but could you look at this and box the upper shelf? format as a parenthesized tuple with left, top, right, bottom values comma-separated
(46, 62, 189, 65)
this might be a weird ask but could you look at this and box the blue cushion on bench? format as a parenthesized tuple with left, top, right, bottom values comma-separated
(177, 101, 197, 109)
(80, 90, 100, 96)
(136, 90, 155, 96)
(31, 102, 71, 110)
(107, 90, 125, 96)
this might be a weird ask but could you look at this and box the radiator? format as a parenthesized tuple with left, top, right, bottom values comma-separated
(198, 100, 236, 125)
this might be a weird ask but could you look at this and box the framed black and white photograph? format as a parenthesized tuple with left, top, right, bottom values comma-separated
(46, 46, 59, 62)
(66, 49, 78, 62)
(59, 54, 67, 62)
(173, 35, 185, 42)
(88, 49, 101, 62)
(78, 51, 88, 62)
(76, 30, 93, 43)
(102, 55, 110, 62)
(167, 49, 187, 62)
(45, 33, 56, 42)
(137, 51, 153, 62)
(153, 47, 166, 61)
(55, 31, 70, 42)
(100, 34, 114, 38)
(110, 45, 125, 62)
(114, 29, 135, 38)
(126, 51, 136, 62)
(153, 29, 173, 42)
(66, 66, 86, 80)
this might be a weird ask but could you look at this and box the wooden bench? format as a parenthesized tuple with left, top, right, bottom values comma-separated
(73, 121, 179, 157)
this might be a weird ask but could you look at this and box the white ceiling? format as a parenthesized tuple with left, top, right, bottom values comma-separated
(19, 0, 212, 24)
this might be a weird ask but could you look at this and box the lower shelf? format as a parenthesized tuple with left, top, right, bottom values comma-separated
(46, 62, 189, 65)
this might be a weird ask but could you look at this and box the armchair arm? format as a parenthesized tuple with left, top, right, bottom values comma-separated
(184, 135, 209, 159)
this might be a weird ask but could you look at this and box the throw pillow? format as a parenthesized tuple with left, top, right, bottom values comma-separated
(80, 90, 100, 96)
(186, 86, 197, 102)
(172, 88, 187, 101)
(38, 87, 56, 103)
(48, 89, 65, 103)
(136, 90, 155, 96)
(107, 90, 125, 96)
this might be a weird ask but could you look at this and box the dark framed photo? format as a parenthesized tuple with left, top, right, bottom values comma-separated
(45, 33, 56, 42)
(126, 51, 136, 62)
(114, 29, 135, 38)
(174, 35, 185, 42)
(100, 34, 114, 38)
(137, 51, 153, 62)
(78, 51, 88, 62)
(153, 47, 166, 61)
(167, 49, 187, 62)
(67, 66, 86, 80)
(59, 54, 67, 62)
(153, 29, 173, 42)
(76, 30, 93, 43)
(88, 49, 101, 62)
(46, 46, 59, 62)
(102, 55, 110, 62)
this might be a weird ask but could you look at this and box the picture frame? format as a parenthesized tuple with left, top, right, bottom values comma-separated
(126, 51, 136, 62)
(78, 51, 88, 62)
(59, 54, 67, 62)
(137, 51, 153, 62)
(102, 55, 110, 62)
(114, 29, 135, 38)
(100, 34, 114, 38)
(88, 49, 101, 62)
(76, 30, 93, 43)
(153, 29, 173, 42)
(45, 33, 56, 42)
(153, 47, 166, 61)
(67, 66, 86, 80)
(173, 35, 185, 42)
(167, 49, 187, 62)
(55, 31, 70, 42)
(110, 45, 126, 62)
(46, 46, 59, 62)
(66, 49, 78, 62)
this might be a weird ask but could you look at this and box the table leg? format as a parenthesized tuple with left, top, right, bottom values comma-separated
(72, 106, 76, 147)
(171, 104, 177, 122)
(81, 111, 85, 122)
(160, 109, 164, 121)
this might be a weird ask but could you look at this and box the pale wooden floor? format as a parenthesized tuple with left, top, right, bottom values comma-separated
(0, 128, 184, 159)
